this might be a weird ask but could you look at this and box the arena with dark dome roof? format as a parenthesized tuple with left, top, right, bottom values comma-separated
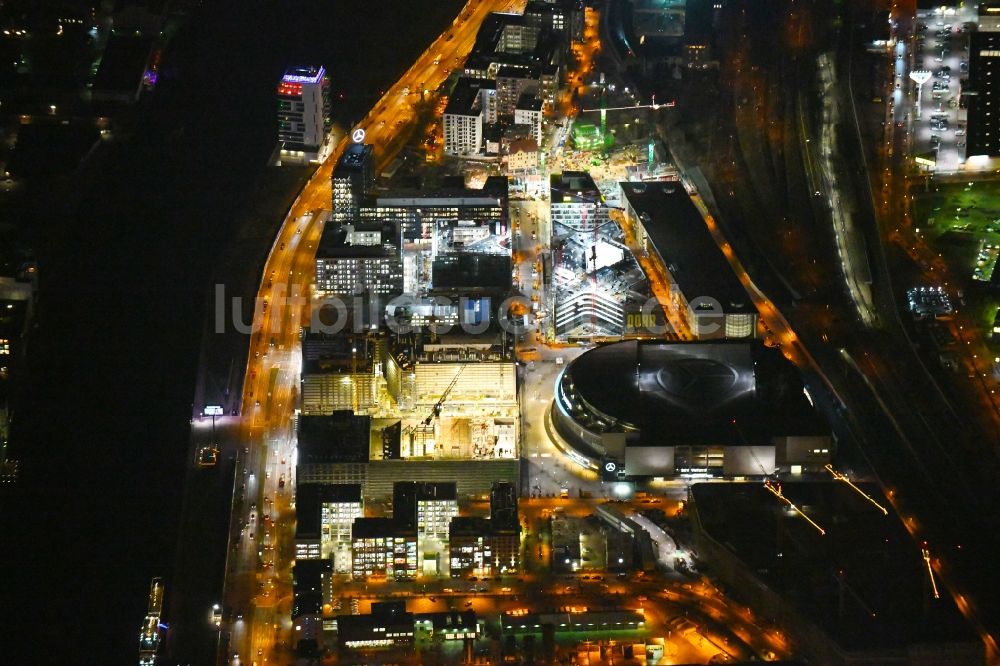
(551, 340, 832, 478)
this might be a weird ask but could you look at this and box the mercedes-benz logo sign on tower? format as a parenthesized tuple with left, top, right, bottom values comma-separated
(352, 128, 366, 143)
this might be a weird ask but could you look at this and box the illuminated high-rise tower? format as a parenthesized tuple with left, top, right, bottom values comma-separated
(277, 65, 331, 162)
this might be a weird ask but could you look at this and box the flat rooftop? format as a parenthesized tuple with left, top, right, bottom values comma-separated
(560, 340, 826, 445)
(315, 222, 397, 259)
(692, 482, 978, 653)
(432, 253, 512, 293)
(620, 182, 754, 314)
(496, 63, 542, 79)
(293, 558, 331, 592)
(449, 516, 493, 537)
(297, 412, 371, 464)
(92, 33, 152, 96)
(376, 176, 508, 207)
(394, 481, 457, 502)
(551, 171, 603, 204)
(516, 93, 543, 111)
(352, 516, 414, 538)
(334, 142, 372, 175)
(444, 77, 494, 116)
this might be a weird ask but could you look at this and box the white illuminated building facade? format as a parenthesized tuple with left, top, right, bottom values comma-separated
(550, 172, 610, 232)
(444, 78, 497, 156)
(294, 484, 363, 573)
(351, 518, 419, 580)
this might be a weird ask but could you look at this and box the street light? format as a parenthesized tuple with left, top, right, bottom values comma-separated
(205, 405, 223, 444)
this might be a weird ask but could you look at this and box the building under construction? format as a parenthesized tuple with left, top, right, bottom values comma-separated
(296, 332, 520, 500)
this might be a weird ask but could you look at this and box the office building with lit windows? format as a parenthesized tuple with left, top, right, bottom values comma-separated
(393, 481, 459, 545)
(619, 181, 757, 339)
(965, 5, 1000, 157)
(359, 176, 508, 242)
(300, 331, 378, 416)
(276, 65, 331, 163)
(351, 517, 419, 580)
(314, 220, 403, 302)
(448, 517, 521, 577)
(524, 0, 584, 43)
(332, 142, 375, 222)
(463, 10, 562, 107)
(293, 483, 363, 572)
(496, 65, 542, 117)
(448, 481, 521, 577)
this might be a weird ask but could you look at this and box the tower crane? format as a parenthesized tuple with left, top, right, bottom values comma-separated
(580, 77, 675, 163)
(824, 464, 889, 515)
(764, 479, 826, 536)
(424, 364, 466, 426)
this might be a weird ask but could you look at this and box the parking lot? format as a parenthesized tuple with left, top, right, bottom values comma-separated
(911, 7, 975, 171)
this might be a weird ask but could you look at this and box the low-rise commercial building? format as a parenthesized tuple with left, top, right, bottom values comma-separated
(413, 610, 479, 641)
(500, 609, 645, 636)
(619, 181, 757, 338)
(336, 602, 478, 651)
(336, 601, 415, 650)
(506, 137, 540, 173)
